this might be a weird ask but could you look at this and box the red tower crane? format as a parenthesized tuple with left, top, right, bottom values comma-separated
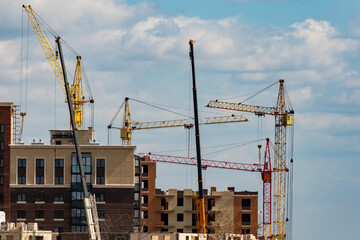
(138, 138, 273, 239)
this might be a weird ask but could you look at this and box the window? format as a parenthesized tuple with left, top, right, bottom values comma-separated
(98, 210, 105, 219)
(96, 193, 105, 202)
(142, 180, 148, 190)
(97, 159, 105, 168)
(17, 210, 26, 219)
(18, 176, 26, 184)
(242, 214, 251, 226)
(35, 210, 44, 219)
(0, 124, 4, 133)
(36, 159, 44, 167)
(55, 176, 63, 184)
(36, 176, 44, 184)
(241, 229, 251, 234)
(54, 228, 63, 233)
(208, 198, 215, 210)
(177, 213, 183, 222)
(0, 142, 3, 151)
(35, 193, 44, 202)
(143, 226, 148, 232)
(177, 197, 183, 206)
(96, 176, 105, 185)
(54, 193, 64, 202)
(141, 165, 148, 175)
(0, 159, 4, 167)
(142, 211, 148, 219)
(96, 159, 105, 185)
(17, 193, 26, 202)
(242, 199, 251, 210)
(55, 159, 64, 168)
(0, 176, 3, 184)
(141, 195, 148, 207)
(54, 210, 63, 219)
(208, 213, 215, 222)
(18, 159, 26, 167)
(177, 229, 183, 233)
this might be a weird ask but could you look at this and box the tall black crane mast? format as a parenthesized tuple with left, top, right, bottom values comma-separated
(56, 37, 100, 240)
(189, 39, 206, 234)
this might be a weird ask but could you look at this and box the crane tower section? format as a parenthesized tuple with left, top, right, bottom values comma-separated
(206, 80, 294, 240)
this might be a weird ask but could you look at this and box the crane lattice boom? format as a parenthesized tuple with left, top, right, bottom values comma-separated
(207, 100, 277, 116)
(138, 153, 263, 172)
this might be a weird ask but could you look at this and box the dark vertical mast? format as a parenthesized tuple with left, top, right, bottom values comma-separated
(189, 39, 206, 234)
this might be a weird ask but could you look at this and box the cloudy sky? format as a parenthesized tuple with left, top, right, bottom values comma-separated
(1, 0, 359, 239)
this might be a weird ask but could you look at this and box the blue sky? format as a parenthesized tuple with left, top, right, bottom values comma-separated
(0, 0, 359, 239)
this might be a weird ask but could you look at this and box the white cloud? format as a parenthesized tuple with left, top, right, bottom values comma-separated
(296, 113, 360, 132)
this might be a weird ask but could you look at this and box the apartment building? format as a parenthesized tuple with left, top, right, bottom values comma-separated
(138, 159, 258, 236)
(9, 128, 136, 236)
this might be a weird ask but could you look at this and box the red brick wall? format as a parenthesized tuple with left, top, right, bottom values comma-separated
(0, 104, 13, 220)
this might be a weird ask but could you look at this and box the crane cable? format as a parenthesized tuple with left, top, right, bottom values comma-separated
(218, 80, 278, 103)
(129, 98, 191, 119)
(286, 116, 295, 240)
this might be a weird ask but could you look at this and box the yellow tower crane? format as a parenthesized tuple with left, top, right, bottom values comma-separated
(108, 97, 249, 146)
(23, 5, 94, 130)
(206, 79, 294, 240)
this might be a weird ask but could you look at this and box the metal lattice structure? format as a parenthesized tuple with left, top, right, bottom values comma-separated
(138, 137, 273, 238)
(109, 98, 249, 145)
(23, 5, 93, 130)
(206, 80, 294, 240)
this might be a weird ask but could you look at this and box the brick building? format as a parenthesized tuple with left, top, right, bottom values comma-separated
(9, 128, 136, 235)
(0, 102, 15, 218)
(138, 158, 258, 236)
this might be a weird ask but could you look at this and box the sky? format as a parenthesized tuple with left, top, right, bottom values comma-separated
(0, 0, 359, 239)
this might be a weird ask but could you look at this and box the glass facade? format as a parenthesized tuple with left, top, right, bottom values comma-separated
(71, 153, 92, 232)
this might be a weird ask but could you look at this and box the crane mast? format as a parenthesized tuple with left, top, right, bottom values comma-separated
(23, 5, 93, 130)
(56, 37, 100, 240)
(189, 39, 206, 234)
(206, 80, 294, 240)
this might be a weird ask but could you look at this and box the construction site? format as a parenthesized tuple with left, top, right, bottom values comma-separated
(0, 5, 296, 240)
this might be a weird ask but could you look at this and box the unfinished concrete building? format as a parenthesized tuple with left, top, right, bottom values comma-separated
(138, 159, 258, 236)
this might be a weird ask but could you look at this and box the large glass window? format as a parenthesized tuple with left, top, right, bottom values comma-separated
(36, 159, 44, 167)
(55, 159, 64, 168)
(36, 176, 44, 184)
(18, 176, 26, 184)
(18, 159, 26, 167)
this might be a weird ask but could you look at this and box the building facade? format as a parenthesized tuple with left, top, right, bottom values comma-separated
(9, 129, 136, 236)
(0, 102, 15, 218)
(138, 159, 258, 236)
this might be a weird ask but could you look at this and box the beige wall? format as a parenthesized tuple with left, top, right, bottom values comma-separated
(9, 144, 136, 186)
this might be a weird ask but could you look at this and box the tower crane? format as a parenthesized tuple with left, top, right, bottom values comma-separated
(23, 5, 94, 130)
(138, 138, 273, 238)
(206, 80, 294, 240)
(107, 97, 249, 145)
